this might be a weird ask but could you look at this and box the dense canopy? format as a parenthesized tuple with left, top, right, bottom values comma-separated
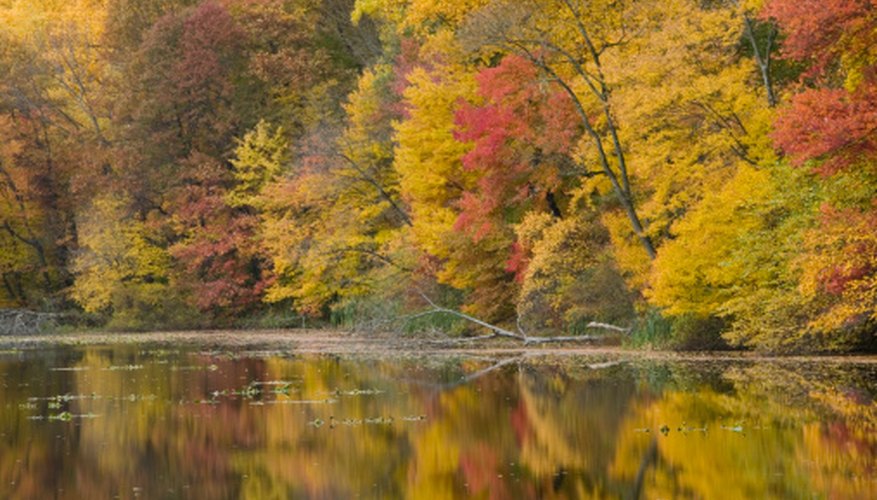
(0, 0, 874, 351)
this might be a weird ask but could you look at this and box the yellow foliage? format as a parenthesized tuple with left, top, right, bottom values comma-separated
(0, 116, 47, 306)
(602, 210, 652, 292)
(609, 0, 778, 249)
(649, 163, 826, 349)
(71, 193, 177, 319)
(261, 64, 413, 314)
(393, 61, 478, 262)
(799, 204, 877, 331)
(353, 0, 488, 35)
(650, 165, 773, 316)
(515, 212, 633, 331)
(0, 0, 111, 143)
(228, 120, 288, 209)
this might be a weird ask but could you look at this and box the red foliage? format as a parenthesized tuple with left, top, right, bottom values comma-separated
(764, 0, 877, 173)
(125, 2, 308, 318)
(453, 55, 577, 243)
(762, 0, 870, 78)
(169, 154, 270, 316)
(813, 203, 877, 297)
(172, 2, 242, 145)
(175, 2, 240, 96)
(129, 1, 243, 165)
(391, 37, 424, 118)
(771, 86, 877, 174)
(766, 1, 877, 327)
(505, 241, 529, 283)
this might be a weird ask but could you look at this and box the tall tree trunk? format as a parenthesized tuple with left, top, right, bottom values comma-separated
(744, 15, 778, 108)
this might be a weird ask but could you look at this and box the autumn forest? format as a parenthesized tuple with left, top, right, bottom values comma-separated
(0, 0, 875, 352)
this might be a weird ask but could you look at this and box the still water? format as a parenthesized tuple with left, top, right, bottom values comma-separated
(0, 344, 874, 499)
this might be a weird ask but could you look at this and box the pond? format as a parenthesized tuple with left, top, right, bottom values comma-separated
(0, 340, 874, 499)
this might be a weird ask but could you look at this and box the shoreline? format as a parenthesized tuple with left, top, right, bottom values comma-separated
(0, 329, 874, 363)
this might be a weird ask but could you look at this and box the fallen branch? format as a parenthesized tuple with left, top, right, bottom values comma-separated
(425, 333, 499, 345)
(0, 309, 63, 335)
(413, 292, 627, 345)
(523, 335, 601, 345)
(417, 292, 525, 341)
(584, 321, 631, 334)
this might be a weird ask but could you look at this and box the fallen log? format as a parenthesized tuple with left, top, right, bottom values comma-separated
(413, 292, 629, 345)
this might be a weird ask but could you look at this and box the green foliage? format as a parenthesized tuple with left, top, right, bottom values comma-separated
(235, 306, 308, 330)
(668, 315, 729, 351)
(627, 311, 727, 351)
(626, 309, 673, 349)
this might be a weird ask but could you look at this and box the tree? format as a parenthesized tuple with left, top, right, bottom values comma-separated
(460, 0, 658, 259)
(91, 0, 353, 324)
(168, 153, 271, 318)
(514, 212, 634, 334)
(0, 0, 115, 307)
(227, 120, 288, 210)
(0, 119, 53, 305)
(453, 54, 631, 327)
(648, 163, 824, 350)
(764, 0, 877, 175)
(764, 0, 877, 336)
(800, 204, 877, 333)
(261, 64, 413, 316)
(71, 193, 192, 329)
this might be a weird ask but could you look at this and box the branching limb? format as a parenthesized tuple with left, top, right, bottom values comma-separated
(585, 321, 632, 334)
(416, 291, 525, 340)
(0, 309, 64, 335)
(412, 292, 629, 345)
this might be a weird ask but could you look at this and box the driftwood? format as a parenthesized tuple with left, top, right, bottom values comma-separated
(0, 309, 61, 335)
(412, 292, 630, 345)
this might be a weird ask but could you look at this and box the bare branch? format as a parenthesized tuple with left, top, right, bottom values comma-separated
(413, 291, 628, 345)
(0, 309, 64, 335)
(416, 290, 525, 340)
(323, 246, 412, 272)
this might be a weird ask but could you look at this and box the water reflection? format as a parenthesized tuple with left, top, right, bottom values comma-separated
(0, 348, 873, 499)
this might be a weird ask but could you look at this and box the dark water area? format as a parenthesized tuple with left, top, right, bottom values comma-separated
(0, 344, 874, 499)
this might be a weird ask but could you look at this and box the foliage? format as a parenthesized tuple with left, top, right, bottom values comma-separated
(71, 194, 195, 329)
(0, 0, 872, 350)
(228, 119, 288, 209)
(514, 212, 634, 334)
(260, 62, 412, 316)
(762, 0, 877, 341)
(800, 204, 877, 332)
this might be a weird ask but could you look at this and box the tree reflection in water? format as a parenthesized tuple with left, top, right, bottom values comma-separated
(0, 349, 873, 499)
